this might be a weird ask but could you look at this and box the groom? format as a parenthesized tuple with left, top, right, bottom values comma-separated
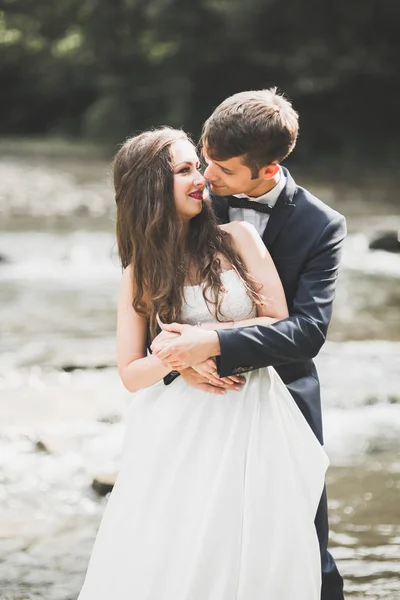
(152, 88, 346, 599)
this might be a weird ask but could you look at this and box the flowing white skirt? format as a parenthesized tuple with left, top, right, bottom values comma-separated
(78, 367, 329, 600)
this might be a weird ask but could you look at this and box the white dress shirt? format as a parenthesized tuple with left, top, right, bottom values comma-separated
(229, 167, 287, 236)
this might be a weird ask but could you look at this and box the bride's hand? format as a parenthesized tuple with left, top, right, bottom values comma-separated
(190, 360, 245, 390)
(191, 359, 226, 387)
(179, 366, 244, 394)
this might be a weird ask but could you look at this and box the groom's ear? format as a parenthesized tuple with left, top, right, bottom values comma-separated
(260, 161, 279, 180)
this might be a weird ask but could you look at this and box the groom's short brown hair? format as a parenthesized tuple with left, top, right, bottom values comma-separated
(201, 88, 299, 178)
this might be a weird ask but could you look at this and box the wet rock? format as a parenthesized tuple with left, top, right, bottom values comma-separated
(61, 363, 113, 372)
(35, 439, 52, 453)
(92, 473, 117, 496)
(364, 396, 379, 406)
(369, 231, 400, 253)
(388, 395, 400, 404)
(34, 437, 69, 454)
(97, 413, 121, 424)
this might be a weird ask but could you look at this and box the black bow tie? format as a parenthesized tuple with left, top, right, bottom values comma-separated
(228, 196, 273, 214)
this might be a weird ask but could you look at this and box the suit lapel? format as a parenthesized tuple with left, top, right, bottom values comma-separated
(262, 167, 297, 250)
(211, 193, 230, 224)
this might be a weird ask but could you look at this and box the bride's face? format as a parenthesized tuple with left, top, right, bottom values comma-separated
(171, 140, 205, 222)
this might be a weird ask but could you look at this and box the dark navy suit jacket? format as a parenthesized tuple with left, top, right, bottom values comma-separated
(212, 167, 346, 444)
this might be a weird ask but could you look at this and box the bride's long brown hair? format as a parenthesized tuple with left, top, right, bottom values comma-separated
(114, 127, 263, 338)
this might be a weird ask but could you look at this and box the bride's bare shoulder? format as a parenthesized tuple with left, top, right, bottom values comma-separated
(219, 221, 260, 240)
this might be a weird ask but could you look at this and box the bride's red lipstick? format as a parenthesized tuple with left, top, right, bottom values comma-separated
(189, 191, 204, 200)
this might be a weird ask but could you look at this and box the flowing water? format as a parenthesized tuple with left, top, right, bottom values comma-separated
(0, 149, 399, 599)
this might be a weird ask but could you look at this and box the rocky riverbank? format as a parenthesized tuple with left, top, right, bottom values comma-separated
(1, 148, 399, 599)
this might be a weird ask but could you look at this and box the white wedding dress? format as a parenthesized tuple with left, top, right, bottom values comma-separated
(78, 270, 329, 600)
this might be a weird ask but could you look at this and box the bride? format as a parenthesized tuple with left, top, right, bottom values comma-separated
(78, 127, 329, 600)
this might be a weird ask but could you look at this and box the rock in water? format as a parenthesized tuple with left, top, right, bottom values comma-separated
(92, 473, 117, 496)
(61, 363, 112, 372)
(369, 231, 400, 253)
(35, 439, 52, 453)
(97, 413, 121, 424)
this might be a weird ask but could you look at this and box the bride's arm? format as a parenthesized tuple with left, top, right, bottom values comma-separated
(117, 266, 171, 392)
(201, 221, 289, 331)
(150, 222, 289, 371)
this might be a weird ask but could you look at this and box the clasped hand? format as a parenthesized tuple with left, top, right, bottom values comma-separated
(151, 322, 217, 369)
(150, 322, 245, 393)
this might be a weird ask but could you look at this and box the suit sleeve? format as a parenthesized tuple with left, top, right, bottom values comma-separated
(216, 215, 347, 377)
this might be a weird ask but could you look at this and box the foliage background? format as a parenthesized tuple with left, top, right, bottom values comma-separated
(1, 0, 400, 165)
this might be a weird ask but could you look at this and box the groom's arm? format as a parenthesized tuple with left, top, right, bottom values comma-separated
(216, 215, 346, 377)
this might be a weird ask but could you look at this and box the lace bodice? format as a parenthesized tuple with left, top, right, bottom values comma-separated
(181, 269, 257, 326)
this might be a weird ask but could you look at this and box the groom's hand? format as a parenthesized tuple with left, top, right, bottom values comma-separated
(152, 329, 180, 346)
(151, 323, 220, 370)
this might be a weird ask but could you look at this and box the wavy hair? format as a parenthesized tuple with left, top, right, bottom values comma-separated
(114, 127, 263, 339)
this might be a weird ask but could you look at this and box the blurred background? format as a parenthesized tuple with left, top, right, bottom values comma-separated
(0, 1, 399, 598)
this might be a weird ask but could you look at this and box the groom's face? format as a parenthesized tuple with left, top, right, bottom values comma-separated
(203, 150, 275, 198)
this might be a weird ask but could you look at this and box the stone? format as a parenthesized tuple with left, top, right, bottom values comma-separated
(91, 473, 117, 496)
(35, 440, 52, 453)
(96, 413, 121, 424)
(61, 363, 112, 372)
(369, 231, 400, 253)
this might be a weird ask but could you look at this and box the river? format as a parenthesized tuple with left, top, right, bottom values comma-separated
(0, 146, 399, 599)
